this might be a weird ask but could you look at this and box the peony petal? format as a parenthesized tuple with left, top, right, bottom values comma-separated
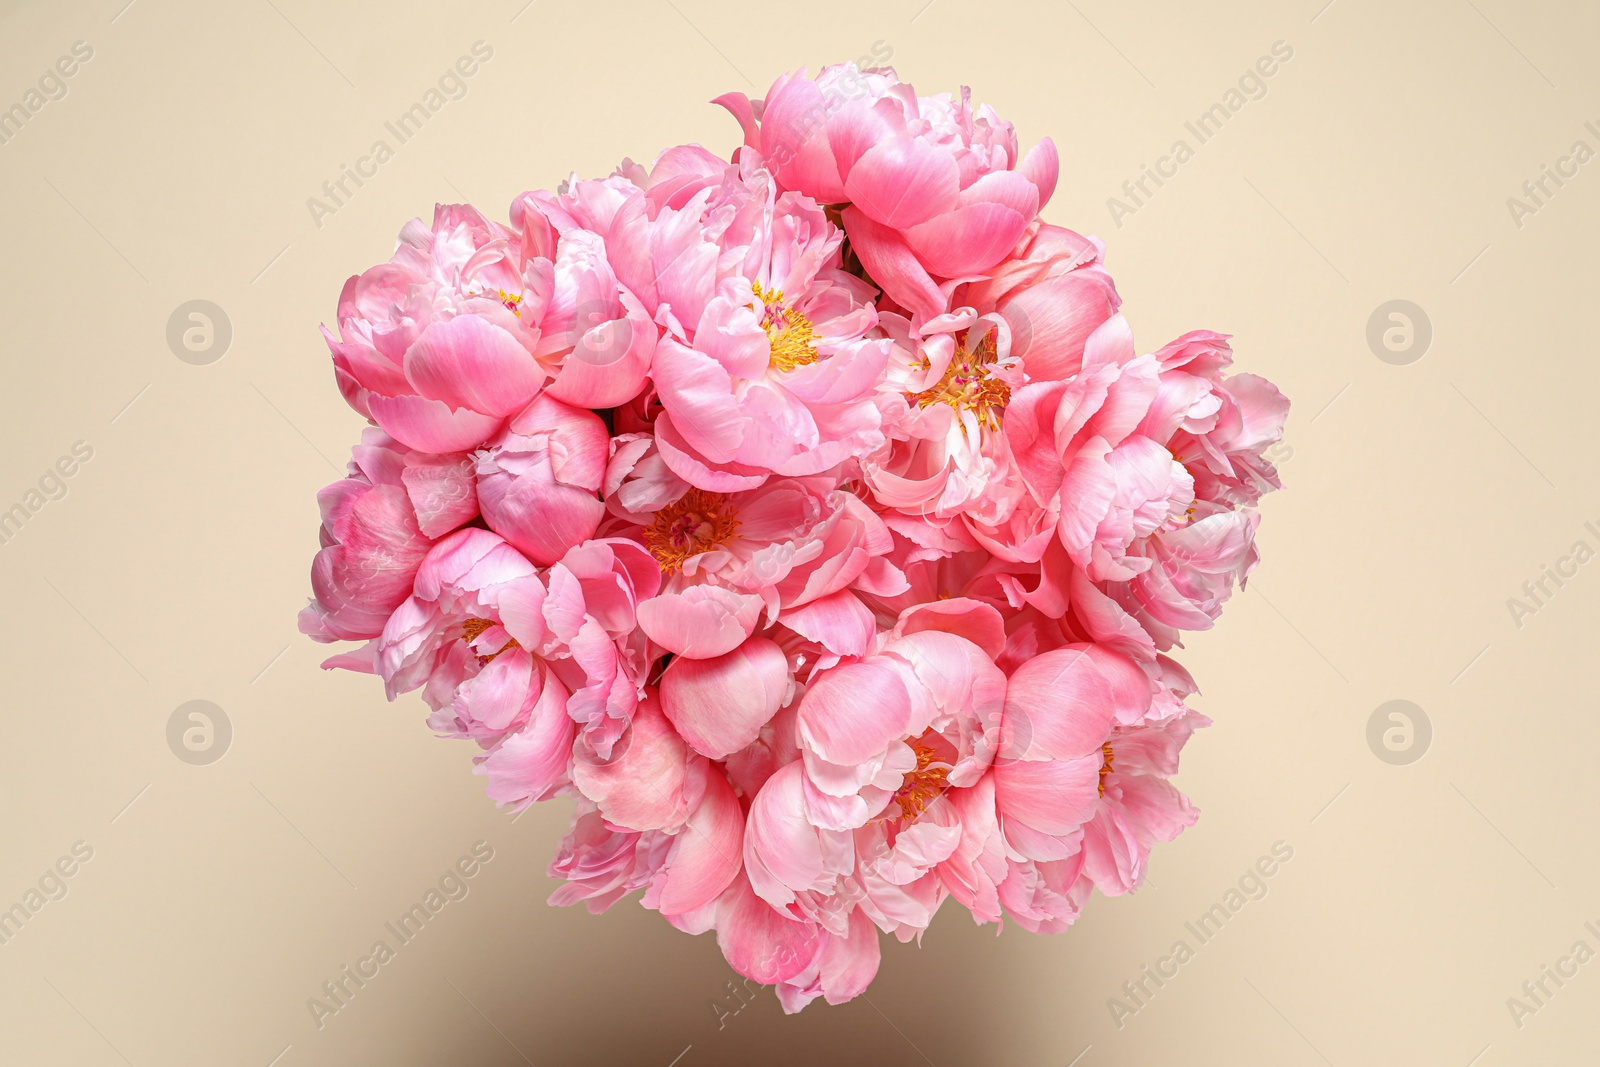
(1003, 645, 1149, 762)
(648, 767, 745, 915)
(840, 206, 945, 320)
(780, 589, 876, 658)
(796, 659, 912, 767)
(843, 134, 961, 229)
(636, 587, 764, 659)
(367, 392, 503, 453)
(404, 316, 543, 418)
(570, 693, 694, 832)
(1019, 137, 1059, 209)
(903, 202, 1031, 279)
(480, 671, 575, 808)
(660, 636, 791, 759)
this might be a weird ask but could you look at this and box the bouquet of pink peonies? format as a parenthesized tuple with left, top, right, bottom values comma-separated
(299, 62, 1288, 1011)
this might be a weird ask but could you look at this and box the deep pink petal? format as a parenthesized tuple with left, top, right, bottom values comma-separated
(843, 135, 961, 229)
(367, 392, 503, 453)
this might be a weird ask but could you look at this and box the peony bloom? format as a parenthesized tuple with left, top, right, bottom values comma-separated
(509, 188, 659, 407)
(299, 429, 477, 649)
(718, 64, 1059, 320)
(321, 203, 553, 453)
(613, 473, 901, 660)
(641, 156, 893, 488)
(373, 528, 657, 812)
(864, 309, 1026, 528)
(475, 394, 609, 566)
(992, 642, 1152, 862)
(1074, 707, 1205, 897)
(741, 623, 1005, 935)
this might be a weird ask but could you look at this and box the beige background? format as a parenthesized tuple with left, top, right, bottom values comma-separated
(1, 0, 1595, 1063)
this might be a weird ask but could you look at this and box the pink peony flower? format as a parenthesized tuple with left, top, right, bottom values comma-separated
(992, 642, 1151, 862)
(299, 429, 477, 648)
(864, 310, 1025, 527)
(475, 393, 609, 566)
(322, 204, 552, 453)
(509, 189, 659, 407)
(614, 474, 900, 660)
(639, 157, 893, 488)
(1074, 707, 1205, 896)
(718, 64, 1059, 320)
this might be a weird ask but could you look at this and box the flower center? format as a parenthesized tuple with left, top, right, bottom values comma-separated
(752, 281, 818, 372)
(471, 288, 523, 317)
(643, 489, 741, 573)
(908, 329, 1010, 431)
(460, 616, 519, 663)
(1098, 742, 1115, 798)
(891, 741, 952, 820)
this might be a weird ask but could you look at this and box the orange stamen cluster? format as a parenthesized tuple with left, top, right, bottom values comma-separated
(892, 741, 952, 821)
(460, 616, 519, 663)
(643, 489, 741, 573)
(907, 329, 1010, 431)
(752, 281, 819, 372)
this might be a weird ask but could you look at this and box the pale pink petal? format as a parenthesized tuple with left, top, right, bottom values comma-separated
(403, 316, 543, 417)
(570, 694, 695, 832)
(903, 202, 1031, 279)
(647, 767, 745, 915)
(796, 659, 911, 767)
(1004, 645, 1149, 761)
(840, 206, 945, 320)
(715, 873, 821, 985)
(780, 590, 876, 658)
(480, 671, 574, 807)
(660, 636, 791, 759)
(1019, 137, 1059, 208)
(636, 587, 764, 659)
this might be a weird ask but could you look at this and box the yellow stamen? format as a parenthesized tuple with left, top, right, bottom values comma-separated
(460, 616, 519, 663)
(643, 489, 741, 574)
(752, 281, 818, 372)
(891, 741, 952, 820)
(907, 329, 1010, 432)
(1098, 742, 1115, 798)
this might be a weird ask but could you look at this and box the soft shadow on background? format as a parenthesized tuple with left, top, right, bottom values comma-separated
(1, 0, 1596, 1064)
